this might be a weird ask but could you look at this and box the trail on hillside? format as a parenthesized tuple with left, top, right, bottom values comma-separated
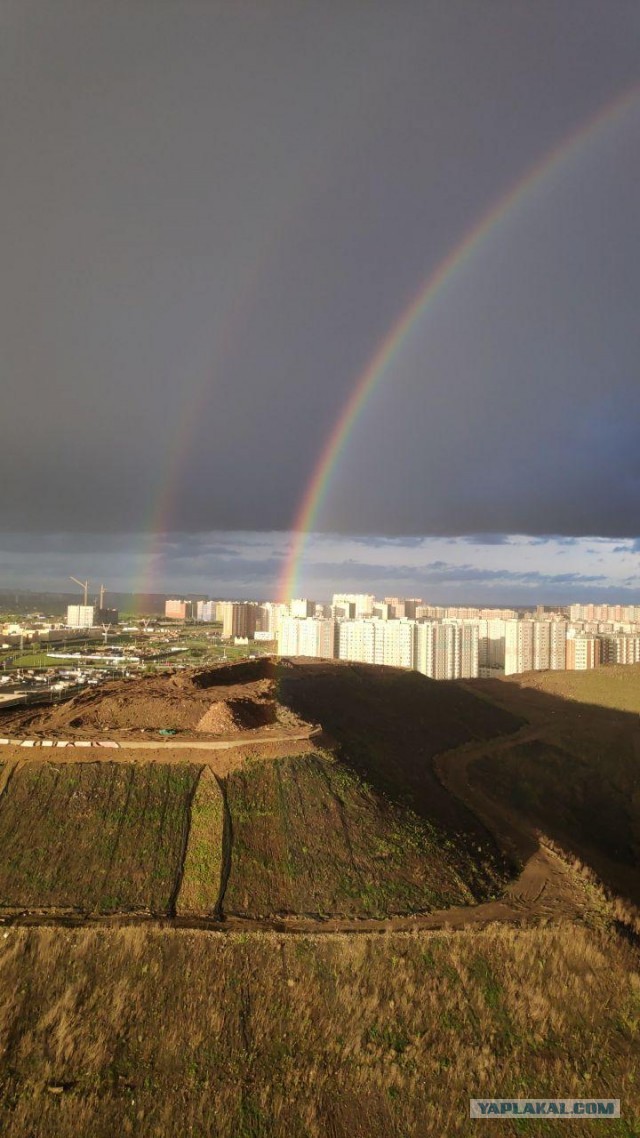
(0, 724, 592, 935)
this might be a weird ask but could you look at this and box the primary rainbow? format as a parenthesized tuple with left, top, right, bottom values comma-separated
(278, 84, 640, 603)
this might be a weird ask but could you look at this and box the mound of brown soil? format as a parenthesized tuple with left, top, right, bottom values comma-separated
(195, 702, 241, 734)
(192, 658, 275, 688)
(0, 664, 306, 738)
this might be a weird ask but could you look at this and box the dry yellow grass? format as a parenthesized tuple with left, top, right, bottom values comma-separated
(0, 920, 638, 1137)
(506, 663, 640, 714)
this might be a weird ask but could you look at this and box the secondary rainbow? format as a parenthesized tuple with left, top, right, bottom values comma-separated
(278, 85, 640, 603)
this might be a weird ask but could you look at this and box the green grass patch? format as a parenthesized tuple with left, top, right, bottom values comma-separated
(224, 752, 500, 919)
(176, 766, 225, 915)
(0, 762, 199, 913)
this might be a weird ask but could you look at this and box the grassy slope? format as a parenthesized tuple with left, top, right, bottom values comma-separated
(0, 763, 199, 914)
(177, 766, 225, 916)
(473, 740, 640, 871)
(0, 922, 637, 1138)
(225, 752, 506, 918)
(277, 662, 522, 866)
(466, 671, 640, 903)
(507, 663, 640, 713)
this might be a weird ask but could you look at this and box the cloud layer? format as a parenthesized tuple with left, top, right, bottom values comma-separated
(3, 531, 639, 605)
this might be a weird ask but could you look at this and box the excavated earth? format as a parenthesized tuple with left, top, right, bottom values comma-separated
(0, 658, 308, 740)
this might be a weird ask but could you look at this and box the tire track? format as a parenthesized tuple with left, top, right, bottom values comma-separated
(168, 768, 202, 918)
(214, 774, 233, 921)
(0, 759, 21, 804)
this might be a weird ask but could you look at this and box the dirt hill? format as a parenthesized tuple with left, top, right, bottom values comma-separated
(0, 660, 527, 920)
(1, 659, 640, 1136)
(1, 659, 303, 738)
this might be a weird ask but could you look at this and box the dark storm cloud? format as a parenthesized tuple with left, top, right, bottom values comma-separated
(461, 534, 512, 546)
(0, 530, 286, 597)
(2, 3, 640, 543)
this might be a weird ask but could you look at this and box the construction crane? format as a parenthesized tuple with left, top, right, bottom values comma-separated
(69, 576, 90, 606)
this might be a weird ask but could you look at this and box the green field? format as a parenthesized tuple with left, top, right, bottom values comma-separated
(0, 763, 199, 914)
(224, 752, 506, 918)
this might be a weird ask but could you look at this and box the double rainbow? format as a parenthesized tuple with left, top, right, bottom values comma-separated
(278, 85, 640, 602)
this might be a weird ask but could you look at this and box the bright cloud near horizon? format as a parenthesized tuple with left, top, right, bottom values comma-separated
(2, 532, 639, 606)
(2, 3, 640, 596)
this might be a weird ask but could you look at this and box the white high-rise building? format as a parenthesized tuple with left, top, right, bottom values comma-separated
(259, 602, 289, 638)
(549, 621, 568, 670)
(337, 619, 415, 669)
(66, 605, 96, 629)
(381, 620, 416, 669)
(278, 617, 336, 659)
(503, 619, 536, 675)
(533, 620, 551, 671)
(338, 619, 378, 664)
(566, 631, 600, 670)
(290, 598, 316, 618)
(332, 593, 375, 618)
(416, 621, 478, 679)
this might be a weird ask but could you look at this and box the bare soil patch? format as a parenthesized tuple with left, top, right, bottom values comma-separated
(0, 663, 307, 740)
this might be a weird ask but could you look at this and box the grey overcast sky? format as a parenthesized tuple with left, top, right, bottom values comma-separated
(2, 2, 640, 598)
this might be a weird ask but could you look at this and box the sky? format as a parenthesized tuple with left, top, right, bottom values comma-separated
(2, 2, 640, 602)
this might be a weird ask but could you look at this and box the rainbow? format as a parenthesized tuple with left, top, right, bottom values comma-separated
(278, 85, 640, 603)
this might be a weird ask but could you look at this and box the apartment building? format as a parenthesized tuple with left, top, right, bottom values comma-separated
(66, 604, 96, 629)
(338, 619, 378, 665)
(220, 602, 259, 639)
(566, 632, 601, 670)
(337, 619, 415, 669)
(164, 598, 190, 620)
(278, 616, 336, 658)
(381, 619, 416, 669)
(332, 593, 375, 618)
(599, 633, 640, 665)
(195, 601, 215, 622)
(290, 598, 316, 618)
(549, 621, 568, 670)
(416, 621, 478, 680)
(533, 620, 551, 670)
(257, 602, 289, 638)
